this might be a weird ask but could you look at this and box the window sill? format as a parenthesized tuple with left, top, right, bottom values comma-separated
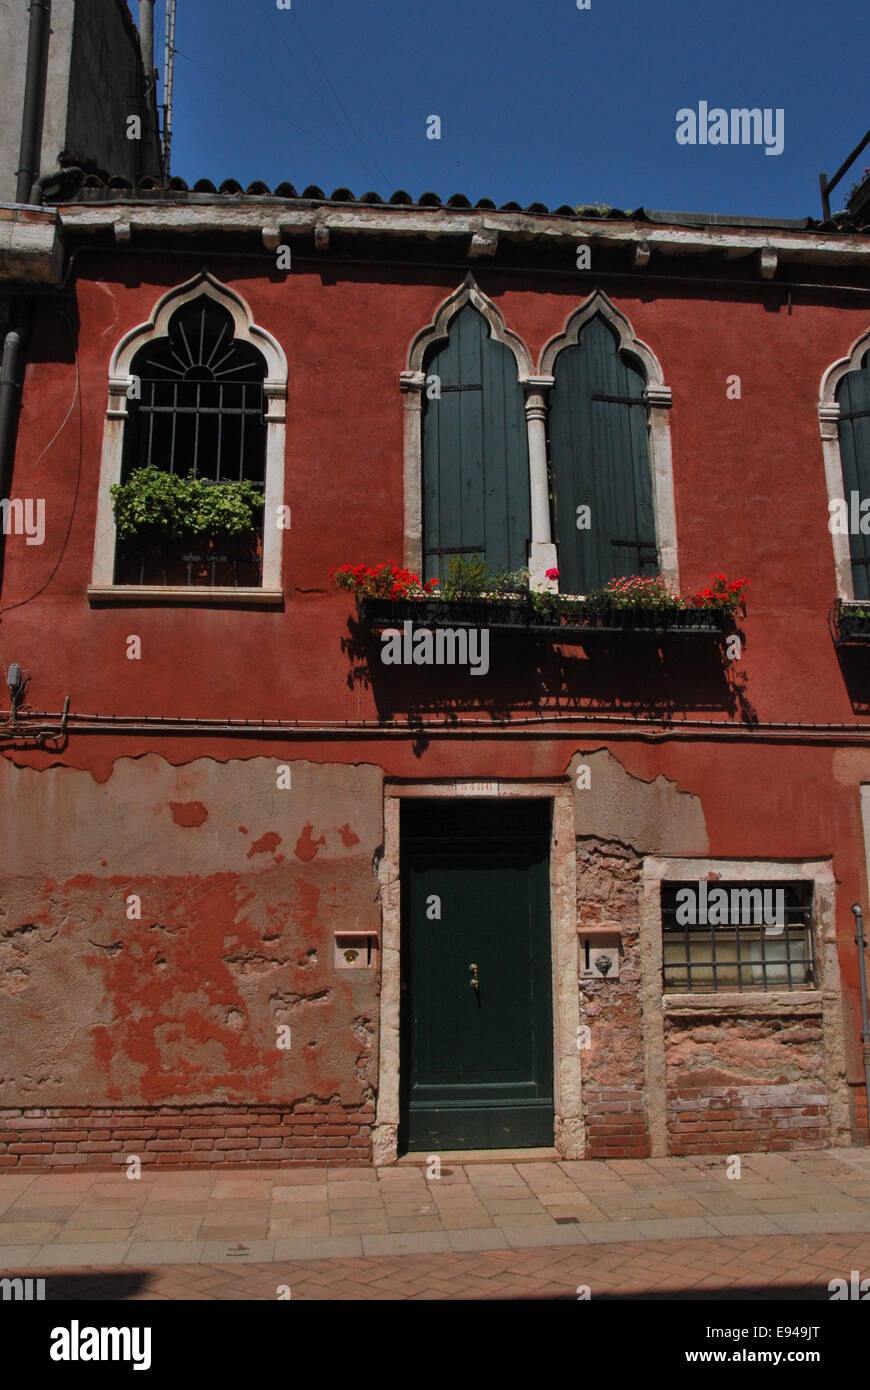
(663, 989, 822, 1017)
(87, 584, 284, 607)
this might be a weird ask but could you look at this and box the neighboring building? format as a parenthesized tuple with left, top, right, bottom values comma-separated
(0, 0, 162, 206)
(2, 13, 870, 1170)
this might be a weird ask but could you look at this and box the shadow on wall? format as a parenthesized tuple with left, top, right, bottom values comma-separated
(340, 617, 757, 733)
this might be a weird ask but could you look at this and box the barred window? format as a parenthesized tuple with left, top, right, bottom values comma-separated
(661, 881, 816, 994)
(117, 295, 267, 587)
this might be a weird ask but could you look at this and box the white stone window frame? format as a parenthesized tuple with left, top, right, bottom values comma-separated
(401, 281, 679, 594)
(538, 289, 679, 594)
(819, 326, 870, 603)
(639, 855, 850, 1156)
(88, 270, 288, 605)
(373, 781, 581, 1165)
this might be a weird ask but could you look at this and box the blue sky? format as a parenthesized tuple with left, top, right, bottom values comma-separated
(150, 0, 869, 218)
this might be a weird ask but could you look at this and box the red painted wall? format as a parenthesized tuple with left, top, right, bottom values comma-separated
(2, 246, 870, 1163)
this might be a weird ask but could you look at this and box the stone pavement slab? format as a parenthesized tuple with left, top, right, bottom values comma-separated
(0, 1146, 868, 1268)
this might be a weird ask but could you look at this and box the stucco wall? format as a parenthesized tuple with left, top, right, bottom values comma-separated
(0, 754, 383, 1111)
(2, 251, 870, 1162)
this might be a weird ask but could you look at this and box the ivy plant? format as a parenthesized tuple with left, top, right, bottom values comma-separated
(111, 466, 265, 539)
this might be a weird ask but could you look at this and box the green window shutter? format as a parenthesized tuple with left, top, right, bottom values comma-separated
(548, 314, 657, 595)
(422, 304, 530, 582)
(837, 351, 870, 600)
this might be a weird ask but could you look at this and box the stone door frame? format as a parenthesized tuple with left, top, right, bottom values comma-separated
(373, 779, 580, 1165)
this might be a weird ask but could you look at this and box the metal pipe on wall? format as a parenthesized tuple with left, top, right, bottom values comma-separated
(15, 0, 52, 205)
(0, 330, 24, 505)
(138, 0, 156, 97)
(852, 905, 870, 1142)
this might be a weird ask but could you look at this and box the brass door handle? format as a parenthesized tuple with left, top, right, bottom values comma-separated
(469, 962, 479, 990)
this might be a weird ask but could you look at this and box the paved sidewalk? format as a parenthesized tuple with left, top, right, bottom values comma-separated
(16, 1232, 870, 1300)
(2, 1146, 870, 1268)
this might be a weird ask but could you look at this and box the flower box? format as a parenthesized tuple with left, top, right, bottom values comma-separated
(832, 601, 870, 644)
(357, 596, 731, 637)
(358, 596, 532, 629)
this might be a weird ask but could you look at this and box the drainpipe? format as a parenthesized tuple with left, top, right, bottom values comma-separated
(138, 1, 156, 99)
(15, 0, 52, 205)
(0, 329, 25, 511)
(851, 904, 870, 1143)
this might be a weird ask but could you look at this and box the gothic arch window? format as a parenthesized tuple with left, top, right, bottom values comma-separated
(89, 271, 287, 602)
(538, 291, 678, 595)
(420, 302, 531, 580)
(819, 328, 870, 600)
(401, 276, 543, 583)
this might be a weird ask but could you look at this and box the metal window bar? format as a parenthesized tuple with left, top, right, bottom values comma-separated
(128, 383, 262, 486)
(660, 882, 816, 994)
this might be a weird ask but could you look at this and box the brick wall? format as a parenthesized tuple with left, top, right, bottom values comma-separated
(576, 838, 651, 1158)
(850, 1083, 870, 1145)
(667, 1084, 828, 1155)
(664, 1009, 830, 1155)
(0, 1102, 374, 1170)
(584, 1086, 648, 1159)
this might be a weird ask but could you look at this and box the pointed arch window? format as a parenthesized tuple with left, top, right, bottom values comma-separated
(123, 295, 267, 485)
(89, 272, 287, 603)
(421, 303, 531, 581)
(539, 291, 679, 596)
(547, 314, 656, 593)
(820, 333, 870, 601)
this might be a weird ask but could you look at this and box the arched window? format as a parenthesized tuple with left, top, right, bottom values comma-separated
(539, 291, 678, 596)
(90, 271, 287, 603)
(548, 314, 656, 595)
(116, 296, 268, 586)
(123, 295, 267, 484)
(421, 303, 531, 582)
(835, 345, 870, 597)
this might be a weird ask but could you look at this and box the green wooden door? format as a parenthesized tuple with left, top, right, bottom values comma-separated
(399, 800, 554, 1151)
(548, 314, 658, 594)
(837, 350, 870, 598)
(422, 303, 531, 582)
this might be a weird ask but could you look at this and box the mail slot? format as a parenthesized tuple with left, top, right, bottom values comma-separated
(578, 926, 621, 981)
(334, 930, 379, 971)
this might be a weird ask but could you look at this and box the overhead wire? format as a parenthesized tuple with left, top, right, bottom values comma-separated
(254, 0, 392, 191)
(173, 47, 384, 177)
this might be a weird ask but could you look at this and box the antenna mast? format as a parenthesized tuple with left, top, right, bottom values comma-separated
(163, 0, 177, 177)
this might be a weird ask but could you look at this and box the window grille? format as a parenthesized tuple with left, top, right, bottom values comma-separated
(661, 881, 816, 994)
(116, 295, 267, 586)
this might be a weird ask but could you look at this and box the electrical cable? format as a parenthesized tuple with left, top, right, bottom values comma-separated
(29, 340, 79, 470)
(0, 308, 83, 616)
(173, 47, 382, 178)
(289, 7, 393, 191)
(254, 0, 391, 191)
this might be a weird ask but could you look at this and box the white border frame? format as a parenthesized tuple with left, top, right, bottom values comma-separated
(373, 781, 581, 1165)
(89, 271, 288, 600)
(539, 289, 680, 592)
(819, 326, 870, 602)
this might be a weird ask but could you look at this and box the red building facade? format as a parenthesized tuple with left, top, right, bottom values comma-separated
(1, 183, 870, 1168)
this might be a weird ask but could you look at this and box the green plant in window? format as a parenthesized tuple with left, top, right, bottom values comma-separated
(111, 466, 265, 539)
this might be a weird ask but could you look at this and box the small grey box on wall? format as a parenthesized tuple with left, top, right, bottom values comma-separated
(578, 930, 621, 981)
(334, 931, 379, 970)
